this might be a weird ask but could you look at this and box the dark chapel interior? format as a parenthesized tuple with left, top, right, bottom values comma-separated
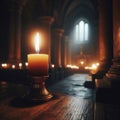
(0, 0, 120, 120)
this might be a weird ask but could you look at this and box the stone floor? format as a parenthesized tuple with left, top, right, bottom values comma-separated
(0, 73, 95, 101)
(49, 73, 95, 100)
(48, 73, 120, 120)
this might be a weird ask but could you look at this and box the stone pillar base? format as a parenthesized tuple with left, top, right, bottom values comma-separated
(106, 57, 120, 79)
(96, 57, 120, 89)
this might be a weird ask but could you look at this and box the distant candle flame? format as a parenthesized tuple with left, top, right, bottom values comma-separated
(51, 64, 55, 68)
(66, 64, 79, 69)
(12, 65, 15, 69)
(35, 32, 40, 53)
(19, 63, 22, 69)
(1, 63, 7, 68)
(80, 61, 84, 65)
(25, 62, 28, 66)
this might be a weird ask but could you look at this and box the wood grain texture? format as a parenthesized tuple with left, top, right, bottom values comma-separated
(0, 93, 93, 120)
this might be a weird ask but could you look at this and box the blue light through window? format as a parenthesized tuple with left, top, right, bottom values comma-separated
(75, 20, 89, 42)
(75, 25, 79, 41)
(85, 23, 88, 41)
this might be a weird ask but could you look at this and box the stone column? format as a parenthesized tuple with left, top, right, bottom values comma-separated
(61, 36, 65, 67)
(38, 16, 54, 65)
(68, 39, 72, 65)
(52, 29, 64, 68)
(63, 36, 67, 67)
(8, 2, 22, 63)
(96, 0, 120, 89)
(98, 0, 113, 71)
(105, 0, 120, 81)
(63, 36, 71, 67)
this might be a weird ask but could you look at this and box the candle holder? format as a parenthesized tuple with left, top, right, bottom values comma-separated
(25, 76, 53, 103)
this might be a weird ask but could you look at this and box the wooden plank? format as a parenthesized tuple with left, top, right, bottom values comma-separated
(0, 94, 93, 120)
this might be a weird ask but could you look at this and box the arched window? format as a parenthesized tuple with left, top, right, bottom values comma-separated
(75, 20, 89, 42)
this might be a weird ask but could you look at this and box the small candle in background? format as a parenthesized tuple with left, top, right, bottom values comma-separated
(1, 63, 8, 69)
(25, 62, 28, 69)
(19, 63, 22, 69)
(80, 61, 84, 65)
(51, 64, 55, 68)
(12, 65, 15, 69)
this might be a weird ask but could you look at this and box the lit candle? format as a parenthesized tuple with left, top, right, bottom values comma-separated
(51, 64, 55, 68)
(1, 63, 8, 68)
(12, 65, 15, 69)
(27, 32, 49, 76)
(25, 62, 28, 69)
(19, 63, 22, 69)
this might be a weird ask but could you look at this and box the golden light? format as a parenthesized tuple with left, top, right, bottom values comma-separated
(85, 63, 99, 70)
(51, 64, 55, 68)
(25, 62, 28, 66)
(12, 65, 15, 69)
(85, 66, 89, 69)
(66, 64, 71, 68)
(66, 64, 79, 69)
(91, 64, 97, 70)
(71, 65, 79, 69)
(27, 32, 49, 76)
(26, 31, 52, 101)
(19, 63, 22, 69)
(96, 62, 100, 66)
(35, 32, 40, 53)
(1, 63, 8, 68)
(28, 31, 43, 53)
(80, 61, 84, 65)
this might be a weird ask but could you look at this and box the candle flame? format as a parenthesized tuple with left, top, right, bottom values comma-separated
(12, 65, 15, 69)
(80, 61, 84, 65)
(35, 32, 40, 53)
(25, 62, 28, 66)
(1, 63, 8, 68)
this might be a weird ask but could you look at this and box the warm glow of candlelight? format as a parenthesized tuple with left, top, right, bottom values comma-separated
(35, 32, 40, 53)
(12, 65, 15, 69)
(25, 62, 28, 66)
(91, 64, 97, 69)
(28, 54, 48, 76)
(66, 64, 79, 69)
(80, 61, 84, 65)
(96, 62, 100, 66)
(66, 64, 72, 68)
(19, 63, 22, 69)
(71, 65, 79, 69)
(1, 63, 8, 68)
(51, 64, 55, 68)
(27, 32, 48, 76)
(84, 62, 100, 74)
(25, 62, 28, 69)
